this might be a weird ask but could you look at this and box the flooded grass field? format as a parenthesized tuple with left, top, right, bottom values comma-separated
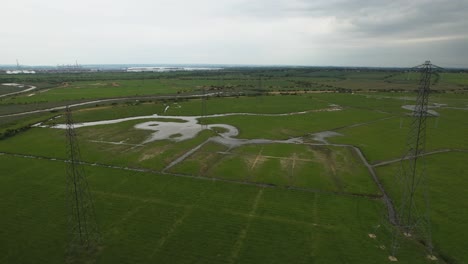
(0, 70, 467, 263)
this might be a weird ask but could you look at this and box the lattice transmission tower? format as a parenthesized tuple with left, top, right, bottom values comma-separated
(390, 61, 441, 261)
(255, 74, 264, 105)
(257, 74, 263, 91)
(65, 106, 100, 262)
(218, 74, 224, 96)
(200, 87, 207, 128)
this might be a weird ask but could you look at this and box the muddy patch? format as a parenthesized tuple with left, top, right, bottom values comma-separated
(246, 150, 266, 170)
(139, 145, 171, 162)
(402, 105, 439, 116)
(310, 147, 344, 191)
(44, 110, 337, 146)
(310, 131, 342, 144)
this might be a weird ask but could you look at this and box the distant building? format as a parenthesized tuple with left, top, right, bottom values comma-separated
(127, 67, 182, 72)
(6, 70, 36, 74)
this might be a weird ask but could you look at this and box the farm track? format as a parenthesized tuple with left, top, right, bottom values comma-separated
(332, 116, 396, 131)
(0, 84, 37, 98)
(0, 92, 218, 118)
(372, 148, 468, 167)
(348, 145, 398, 224)
(0, 94, 341, 119)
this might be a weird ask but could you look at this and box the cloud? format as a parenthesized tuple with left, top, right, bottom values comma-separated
(0, 0, 467, 66)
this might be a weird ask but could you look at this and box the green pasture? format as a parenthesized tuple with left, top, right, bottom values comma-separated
(48, 95, 331, 123)
(170, 143, 379, 195)
(0, 77, 467, 264)
(0, 79, 190, 104)
(0, 155, 433, 264)
(202, 108, 388, 139)
(330, 108, 467, 163)
(0, 112, 56, 138)
(1, 119, 371, 195)
(376, 152, 468, 263)
(1, 70, 467, 107)
(0, 69, 466, 119)
(0, 123, 217, 172)
(0, 84, 24, 95)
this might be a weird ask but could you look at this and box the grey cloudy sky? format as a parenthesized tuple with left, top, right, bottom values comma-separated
(1, 0, 467, 67)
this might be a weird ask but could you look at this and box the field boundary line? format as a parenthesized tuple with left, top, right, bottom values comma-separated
(225, 210, 323, 228)
(0, 151, 383, 199)
(31, 178, 332, 233)
(0, 84, 37, 98)
(103, 205, 144, 237)
(349, 146, 397, 225)
(227, 188, 264, 264)
(149, 186, 210, 259)
(0, 92, 335, 118)
(332, 116, 396, 131)
(372, 148, 468, 167)
(162, 139, 211, 172)
(250, 147, 264, 170)
(289, 153, 297, 186)
(150, 207, 193, 259)
(88, 140, 144, 148)
(222, 152, 316, 162)
(92, 190, 188, 209)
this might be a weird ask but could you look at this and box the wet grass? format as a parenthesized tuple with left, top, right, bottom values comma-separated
(376, 152, 468, 264)
(0, 155, 433, 264)
(0, 121, 216, 171)
(48, 95, 331, 123)
(0, 84, 25, 95)
(0, 79, 189, 104)
(202, 108, 388, 139)
(0, 91, 466, 263)
(1, 70, 466, 120)
(170, 143, 379, 195)
(330, 108, 468, 163)
(165, 95, 330, 116)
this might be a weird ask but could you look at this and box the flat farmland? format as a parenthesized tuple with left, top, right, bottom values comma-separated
(0, 69, 467, 263)
(0, 155, 431, 264)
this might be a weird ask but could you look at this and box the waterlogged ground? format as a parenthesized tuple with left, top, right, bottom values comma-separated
(48, 114, 238, 143)
(1, 91, 467, 264)
(43, 106, 342, 146)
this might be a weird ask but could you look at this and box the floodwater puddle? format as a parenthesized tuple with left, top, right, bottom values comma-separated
(310, 131, 342, 144)
(401, 105, 440, 116)
(45, 114, 237, 143)
(44, 107, 341, 145)
(134, 118, 238, 143)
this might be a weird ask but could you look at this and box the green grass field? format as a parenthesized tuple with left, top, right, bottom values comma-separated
(0, 84, 24, 95)
(0, 155, 433, 264)
(0, 69, 467, 263)
(1, 69, 467, 115)
(376, 152, 468, 263)
(169, 143, 379, 195)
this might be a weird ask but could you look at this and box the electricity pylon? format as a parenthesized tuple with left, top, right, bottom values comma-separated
(390, 61, 440, 261)
(65, 106, 100, 263)
(200, 87, 207, 129)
